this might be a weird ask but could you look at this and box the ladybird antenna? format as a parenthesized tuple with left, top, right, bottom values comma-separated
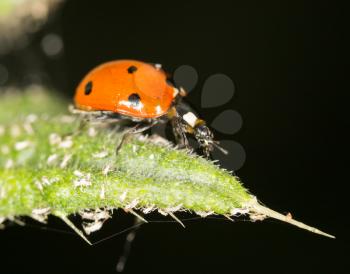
(212, 141, 229, 155)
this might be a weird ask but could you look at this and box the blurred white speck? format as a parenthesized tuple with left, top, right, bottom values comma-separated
(88, 127, 97, 137)
(41, 33, 63, 57)
(47, 154, 58, 164)
(143, 205, 155, 214)
(1, 145, 10, 154)
(0, 186, 6, 199)
(125, 199, 139, 209)
(26, 114, 38, 123)
(0, 125, 5, 136)
(59, 138, 73, 148)
(10, 125, 21, 137)
(102, 164, 111, 176)
(23, 123, 34, 135)
(93, 151, 108, 158)
(100, 185, 105, 199)
(0, 64, 9, 86)
(32, 207, 50, 215)
(15, 140, 31, 151)
(73, 175, 92, 188)
(49, 133, 61, 145)
(74, 170, 84, 177)
(60, 154, 72, 168)
(119, 191, 128, 202)
(0, 187, 6, 199)
(40, 176, 59, 186)
(83, 221, 103, 235)
(5, 159, 14, 169)
(35, 180, 43, 192)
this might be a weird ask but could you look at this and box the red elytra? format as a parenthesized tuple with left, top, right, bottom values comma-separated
(74, 60, 177, 118)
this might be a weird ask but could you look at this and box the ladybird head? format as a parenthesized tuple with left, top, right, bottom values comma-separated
(194, 124, 213, 147)
(193, 124, 227, 157)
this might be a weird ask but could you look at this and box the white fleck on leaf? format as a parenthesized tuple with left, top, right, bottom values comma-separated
(143, 205, 155, 214)
(35, 180, 43, 192)
(195, 211, 214, 217)
(125, 199, 138, 210)
(73, 173, 92, 188)
(32, 207, 51, 215)
(10, 125, 21, 137)
(49, 133, 61, 145)
(0, 125, 5, 136)
(80, 209, 111, 221)
(5, 159, 14, 169)
(1, 145, 10, 154)
(102, 164, 111, 176)
(73, 178, 92, 188)
(47, 154, 58, 165)
(88, 127, 97, 137)
(59, 138, 73, 149)
(119, 191, 128, 202)
(83, 221, 103, 235)
(31, 207, 51, 223)
(26, 114, 38, 123)
(100, 185, 105, 199)
(165, 204, 183, 212)
(73, 170, 83, 177)
(23, 123, 34, 135)
(15, 140, 31, 151)
(93, 151, 108, 158)
(60, 154, 72, 168)
(40, 176, 59, 187)
(0, 186, 6, 199)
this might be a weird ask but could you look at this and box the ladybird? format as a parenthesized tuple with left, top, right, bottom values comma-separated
(73, 59, 226, 157)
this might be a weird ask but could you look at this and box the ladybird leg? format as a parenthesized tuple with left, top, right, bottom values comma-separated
(76, 118, 89, 134)
(171, 117, 189, 149)
(116, 122, 157, 154)
(61, 117, 89, 139)
(202, 145, 212, 159)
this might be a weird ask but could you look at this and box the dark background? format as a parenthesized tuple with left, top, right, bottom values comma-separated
(0, 1, 347, 273)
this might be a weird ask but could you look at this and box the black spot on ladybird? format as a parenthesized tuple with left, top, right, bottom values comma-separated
(127, 66, 137, 74)
(85, 81, 93, 95)
(128, 93, 141, 105)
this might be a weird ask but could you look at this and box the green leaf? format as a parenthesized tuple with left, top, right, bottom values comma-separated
(0, 88, 335, 243)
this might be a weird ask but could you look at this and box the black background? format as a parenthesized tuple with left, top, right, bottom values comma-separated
(0, 1, 348, 273)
